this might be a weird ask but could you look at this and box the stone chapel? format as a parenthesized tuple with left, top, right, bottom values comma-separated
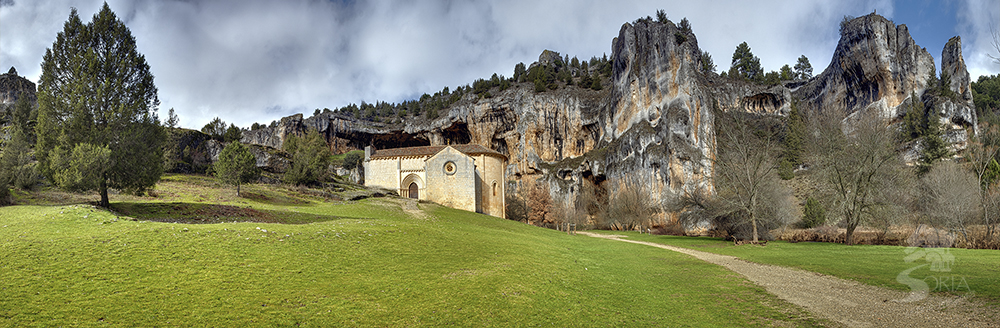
(363, 144, 507, 218)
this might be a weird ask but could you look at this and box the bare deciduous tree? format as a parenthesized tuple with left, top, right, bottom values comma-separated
(525, 181, 552, 225)
(919, 161, 982, 242)
(812, 110, 909, 245)
(672, 112, 794, 243)
(990, 23, 1000, 67)
(714, 112, 793, 242)
(607, 178, 658, 231)
(964, 125, 1000, 240)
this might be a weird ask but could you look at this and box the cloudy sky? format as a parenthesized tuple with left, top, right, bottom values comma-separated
(2, 0, 998, 129)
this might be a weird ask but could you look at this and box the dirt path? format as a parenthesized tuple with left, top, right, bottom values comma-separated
(579, 232, 997, 328)
(400, 199, 428, 220)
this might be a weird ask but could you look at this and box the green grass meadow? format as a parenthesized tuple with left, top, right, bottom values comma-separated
(612, 232, 1000, 307)
(0, 175, 830, 327)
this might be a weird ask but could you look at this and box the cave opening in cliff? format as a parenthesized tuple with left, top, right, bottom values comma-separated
(366, 132, 429, 150)
(741, 93, 784, 114)
(441, 122, 472, 145)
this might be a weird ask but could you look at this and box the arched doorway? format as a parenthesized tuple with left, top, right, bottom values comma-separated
(408, 182, 419, 199)
(401, 173, 423, 199)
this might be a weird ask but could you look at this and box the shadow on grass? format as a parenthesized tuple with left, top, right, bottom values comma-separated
(238, 191, 315, 206)
(110, 202, 366, 224)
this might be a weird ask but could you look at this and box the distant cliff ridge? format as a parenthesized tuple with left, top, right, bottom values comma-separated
(235, 13, 977, 222)
(0, 67, 36, 106)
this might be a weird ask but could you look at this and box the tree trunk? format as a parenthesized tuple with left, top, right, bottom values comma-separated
(845, 222, 857, 245)
(99, 178, 109, 208)
(237, 183, 241, 197)
(751, 216, 759, 243)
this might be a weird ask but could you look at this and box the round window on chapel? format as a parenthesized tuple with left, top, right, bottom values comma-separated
(444, 161, 457, 175)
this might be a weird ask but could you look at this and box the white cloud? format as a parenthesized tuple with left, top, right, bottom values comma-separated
(956, 0, 1000, 80)
(2, 0, 960, 130)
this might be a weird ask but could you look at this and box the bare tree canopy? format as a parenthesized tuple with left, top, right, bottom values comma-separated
(812, 111, 909, 245)
(675, 111, 794, 243)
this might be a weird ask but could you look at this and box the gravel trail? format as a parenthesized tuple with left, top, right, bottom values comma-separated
(580, 232, 997, 328)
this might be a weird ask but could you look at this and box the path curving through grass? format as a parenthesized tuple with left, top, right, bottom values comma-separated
(580, 232, 998, 328)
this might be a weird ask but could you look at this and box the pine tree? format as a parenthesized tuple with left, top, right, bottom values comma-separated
(780, 100, 806, 180)
(700, 50, 716, 73)
(655, 9, 667, 23)
(166, 108, 179, 128)
(215, 142, 259, 196)
(202, 117, 226, 140)
(779, 64, 794, 80)
(224, 123, 242, 143)
(730, 42, 763, 82)
(35, 4, 164, 207)
(900, 94, 925, 141)
(918, 107, 949, 175)
(793, 55, 812, 79)
(283, 130, 331, 185)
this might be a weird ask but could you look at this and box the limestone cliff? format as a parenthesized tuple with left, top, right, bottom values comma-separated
(0, 67, 36, 107)
(793, 14, 976, 156)
(594, 18, 715, 199)
(938, 36, 978, 138)
(233, 13, 978, 225)
(795, 14, 936, 119)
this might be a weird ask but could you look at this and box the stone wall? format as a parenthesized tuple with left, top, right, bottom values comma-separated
(364, 157, 404, 193)
(474, 154, 506, 218)
(425, 147, 477, 213)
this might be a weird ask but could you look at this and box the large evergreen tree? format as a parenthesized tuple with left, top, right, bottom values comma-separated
(283, 130, 331, 185)
(700, 49, 716, 73)
(729, 42, 763, 81)
(793, 55, 812, 79)
(224, 123, 242, 143)
(1, 93, 38, 191)
(201, 117, 227, 141)
(35, 3, 164, 207)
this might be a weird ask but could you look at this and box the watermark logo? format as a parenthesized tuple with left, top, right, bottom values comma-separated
(896, 225, 971, 302)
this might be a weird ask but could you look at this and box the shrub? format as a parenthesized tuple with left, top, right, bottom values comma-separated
(778, 159, 794, 180)
(590, 79, 602, 91)
(607, 179, 657, 231)
(674, 32, 687, 45)
(343, 151, 362, 171)
(0, 181, 9, 205)
(801, 197, 826, 228)
(283, 130, 331, 186)
(534, 79, 546, 93)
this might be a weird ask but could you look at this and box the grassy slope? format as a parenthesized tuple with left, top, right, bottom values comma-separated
(610, 232, 1000, 306)
(0, 175, 828, 327)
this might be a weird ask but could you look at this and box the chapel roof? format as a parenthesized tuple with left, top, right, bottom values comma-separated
(369, 144, 506, 160)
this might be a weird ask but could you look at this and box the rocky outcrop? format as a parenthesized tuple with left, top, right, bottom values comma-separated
(594, 18, 715, 200)
(241, 114, 307, 150)
(942, 36, 975, 109)
(231, 13, 977, 224)
(0, 67, 36, 106)
(165, 128, 288, 175)
(711, 80, 792, 115)
(792, 13, 976, 156)
(795, 14, 936, 120)
(938, 36, 978, 137)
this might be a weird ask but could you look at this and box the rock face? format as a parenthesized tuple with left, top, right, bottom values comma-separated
(596, 19, 715, 201)
(233, 13, 978, 224)
(0, 67, 36, 106)
(794, 14, 937, 120)
(941, 36, 974, 109)
(938, 36, 978, 137)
